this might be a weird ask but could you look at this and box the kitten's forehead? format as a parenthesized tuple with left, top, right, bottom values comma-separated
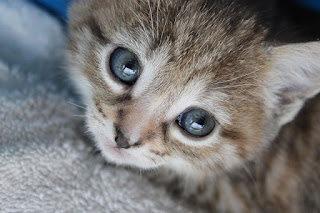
(74, 0, 266, 65)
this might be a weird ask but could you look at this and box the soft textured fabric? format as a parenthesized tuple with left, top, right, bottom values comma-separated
(0, 1, 198, 212)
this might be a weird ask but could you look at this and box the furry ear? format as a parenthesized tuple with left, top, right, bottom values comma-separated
(266, 42, 320, 126)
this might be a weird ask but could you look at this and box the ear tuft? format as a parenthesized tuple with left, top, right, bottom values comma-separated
(266, 42, 320, 125)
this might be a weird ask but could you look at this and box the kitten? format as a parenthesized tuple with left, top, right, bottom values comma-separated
(67, 0, 320, 212)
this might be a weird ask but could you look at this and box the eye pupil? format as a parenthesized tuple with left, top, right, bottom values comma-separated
(191, 117, 205, 130)
(125, 61, 135, 70)
(110, 48, 140, 84)
(177, 108, 215, 137)
(122, 62, 136, 76)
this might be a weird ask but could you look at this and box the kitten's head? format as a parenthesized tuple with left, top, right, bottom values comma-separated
(68, 0, 320, 178)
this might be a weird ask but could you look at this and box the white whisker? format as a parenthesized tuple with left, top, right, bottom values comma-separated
(148, 0, 155, 38)
(90, 148, 100, 156)
(72, 114, 86, 118)
(84, 129, 91, 135)
(129, 7, 148, 36)
(242, 164, 260, 196)
(192, 54, 196, 70)
(160, 6, 168, 41)
(214, 68, 261, 85)
(156, 0, 161, 38)
(213, 84, 262, 90)
(67, 101, 86, 110)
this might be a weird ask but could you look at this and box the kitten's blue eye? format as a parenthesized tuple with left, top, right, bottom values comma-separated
(110, 48, 140, 84)
(177, 109, 215, 137)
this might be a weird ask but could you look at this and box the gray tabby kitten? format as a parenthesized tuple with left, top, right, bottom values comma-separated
(67, 0, 320, 212)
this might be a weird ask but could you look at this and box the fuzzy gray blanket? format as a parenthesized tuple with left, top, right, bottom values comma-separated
(0, 1, 196, 212)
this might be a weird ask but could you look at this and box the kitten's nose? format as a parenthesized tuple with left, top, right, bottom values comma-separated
(115, 126, 130, 149)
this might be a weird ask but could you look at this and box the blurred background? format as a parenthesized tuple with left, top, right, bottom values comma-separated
(274, 0, 320, 41)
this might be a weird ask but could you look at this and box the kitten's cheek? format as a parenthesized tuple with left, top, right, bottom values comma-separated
(86, 113, 116, 147)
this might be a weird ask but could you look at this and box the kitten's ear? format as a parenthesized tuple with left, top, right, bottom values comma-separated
(266, 42, 320, 126)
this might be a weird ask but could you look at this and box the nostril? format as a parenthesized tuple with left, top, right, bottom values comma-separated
(115, 136, 130, 149)
(133, 141, 141, 147)
(115, 126, 130, 149)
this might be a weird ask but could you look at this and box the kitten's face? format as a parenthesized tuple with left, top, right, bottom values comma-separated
(68, 0, 319, 177)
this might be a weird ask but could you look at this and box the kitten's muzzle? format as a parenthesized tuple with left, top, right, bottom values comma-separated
(115, 126, 131, 149)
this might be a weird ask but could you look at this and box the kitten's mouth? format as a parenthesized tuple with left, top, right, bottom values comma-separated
(100, 142, 145, 167)
(103, 144, 131, 160)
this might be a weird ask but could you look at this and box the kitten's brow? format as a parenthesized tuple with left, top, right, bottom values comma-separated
(87, 18, 109, 43)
